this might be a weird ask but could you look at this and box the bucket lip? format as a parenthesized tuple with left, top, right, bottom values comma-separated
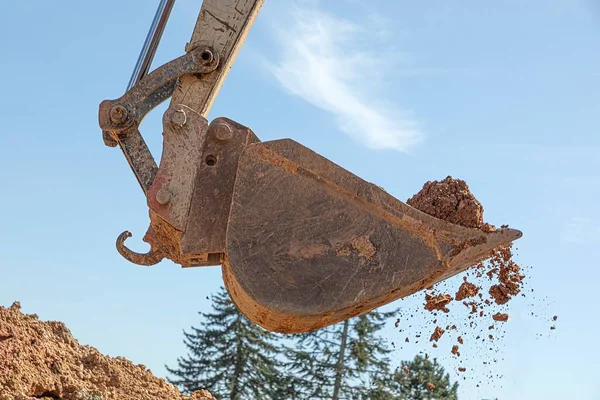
(436, 227, 523, 285)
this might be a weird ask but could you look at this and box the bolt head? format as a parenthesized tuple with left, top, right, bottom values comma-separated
(213, 122, 233, 142)
(109, 105, 128, 125)
(156, 187, 171, 205)
(170, 109, 187, 127)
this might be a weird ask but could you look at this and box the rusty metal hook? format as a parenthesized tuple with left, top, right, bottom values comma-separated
(116, 231, 165, 266)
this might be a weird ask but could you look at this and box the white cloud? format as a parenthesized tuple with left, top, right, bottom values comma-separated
(264, 4, 424, 152)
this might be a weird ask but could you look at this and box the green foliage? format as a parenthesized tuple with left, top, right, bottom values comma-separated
(284, 309, 398, 399)
(167, 287, 460, 400)
(391, 355, 459, 400)
(165, 287, 286, 399)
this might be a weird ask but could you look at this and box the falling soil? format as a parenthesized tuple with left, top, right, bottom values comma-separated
(0, 302, 215, 400)
(455, 279, 480, 301)
(393, 175, 558, 393)
(489, 285, 511, 305)
(430, 326, 445, 342)
(451, 345, 460, 357)
(424, 294, 453, 313)
(409, 176, 526, 316)
(492, 313, 509, 322)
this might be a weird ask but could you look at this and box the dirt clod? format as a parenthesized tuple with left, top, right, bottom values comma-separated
(0, 303, 215, 400)
(451, 345, 460, 356)
(492, 313, 509, 322)
(430, 326, 445, 342)
(455, 280, 480, 301)
(407, 176, 485, 229)
(489, 285, 510, 305)
(425, 293, 453, 313)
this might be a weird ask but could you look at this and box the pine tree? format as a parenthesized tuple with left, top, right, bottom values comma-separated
(392, 355, 459, 400)
(166, 287, 286, 399)
(284, 309, 398, 399)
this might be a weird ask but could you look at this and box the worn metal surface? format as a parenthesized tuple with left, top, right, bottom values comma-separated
(223, 139, 522, 333)
(147, 106, 209, 232)
(117, 111, 260, 268)
(169, 0, 264, 116)
(181, 118, 259, 256)
(100, 0, 264, 267)
(99, 45, 218, 194)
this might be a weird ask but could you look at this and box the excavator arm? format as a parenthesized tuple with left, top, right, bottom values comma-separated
(98, 0, 522, 334)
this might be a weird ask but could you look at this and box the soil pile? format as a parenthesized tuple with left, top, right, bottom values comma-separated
(407, 176, 485, 229)
(0, 302, 215, 400)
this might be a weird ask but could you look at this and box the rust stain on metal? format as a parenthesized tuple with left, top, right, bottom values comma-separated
(253, 144, 298, 174)
(350, 236, 377, 259)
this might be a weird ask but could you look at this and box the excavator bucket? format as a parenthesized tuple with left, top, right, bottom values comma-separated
(223, 139, 521, 333)
(99, 0, 522, 334)
(106, 114, 521, 334)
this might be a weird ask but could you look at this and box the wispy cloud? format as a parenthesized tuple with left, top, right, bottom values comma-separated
(264, 4, 424, 152)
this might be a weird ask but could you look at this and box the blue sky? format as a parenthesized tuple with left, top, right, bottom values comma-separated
(1, 0, 599, 398)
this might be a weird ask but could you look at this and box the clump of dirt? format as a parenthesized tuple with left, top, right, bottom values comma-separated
(455, 279, 480, 301)
(492, 313, 509, 322)
(451, 345, 460, 357)
(489, 284, 511, 305)
(407, 176, 485, 229)
(0, 302, 215, 400)
(424, 294, 453, 313)
(430, 326, 445, 342)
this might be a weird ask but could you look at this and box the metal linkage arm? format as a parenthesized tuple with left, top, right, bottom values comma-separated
(99, 46, 219, 194)
(169, 0, 264, 116)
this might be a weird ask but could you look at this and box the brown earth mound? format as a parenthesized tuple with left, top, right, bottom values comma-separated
(0, 302, 214, 400)
(407, 176, 485, 229)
